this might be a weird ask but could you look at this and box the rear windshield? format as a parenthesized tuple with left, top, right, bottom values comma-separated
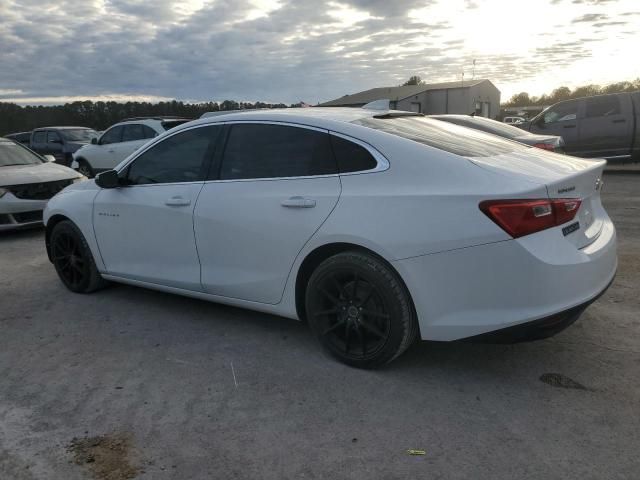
(0, 140, 43, 166)
(354, 116, 527, 157)
(434, 116, 527, 140)
(61, 129, 98, 142)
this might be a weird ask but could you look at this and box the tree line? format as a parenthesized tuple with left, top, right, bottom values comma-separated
(503, 78, 640, 107)
(0, 99, 294, 136)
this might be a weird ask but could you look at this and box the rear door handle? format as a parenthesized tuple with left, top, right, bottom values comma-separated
(281, 196, 316, 208)
(612, 119, 626, 124)
(165, 196, 191, 207)
(563, 125, 576, 129)
(108, 149, 115, 153)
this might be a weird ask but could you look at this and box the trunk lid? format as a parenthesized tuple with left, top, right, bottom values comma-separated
(469, 148, 606, 248)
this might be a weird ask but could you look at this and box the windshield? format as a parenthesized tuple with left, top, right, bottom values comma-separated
(61, 129, 98, 142)
(0, 140, 43, 166)
(435, 116, 527, 140)
(355, 116, 528, 157)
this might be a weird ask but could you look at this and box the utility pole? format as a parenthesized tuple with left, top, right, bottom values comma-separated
(461, 71, 464, 87)
(472, 59, 476, 80)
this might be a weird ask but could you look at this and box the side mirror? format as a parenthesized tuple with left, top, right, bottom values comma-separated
(91, 137, 98, 145)
(95, 170, 120, 189)
(43, 154, 56, 162)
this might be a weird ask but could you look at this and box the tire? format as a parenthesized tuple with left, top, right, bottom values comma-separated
(76, 159, 94, 178)
(50, 220, 108, 293)
(305, 251, 418, 369)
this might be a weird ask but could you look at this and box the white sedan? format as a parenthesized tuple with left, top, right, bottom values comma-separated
(43, 108, 617, 368)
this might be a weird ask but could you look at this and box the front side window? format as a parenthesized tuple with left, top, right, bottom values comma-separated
(32, 131, 46, 144)
(47, 131, 62, 143)
(543, 101, 578, 124)
(126, 126, 221, 185)
(330, 135, 377, 173)
(100, 126, 123, 145)
(585, 95, 621, 118)
(220, 123, 337, 180)
(142, 125, 158, 139)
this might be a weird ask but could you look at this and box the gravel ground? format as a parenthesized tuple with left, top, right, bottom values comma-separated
(1, 173, 639, 480)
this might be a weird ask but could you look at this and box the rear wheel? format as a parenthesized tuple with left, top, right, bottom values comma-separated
(306, 251, 418, 369)
(50, 220, 107, 293)
(76, 159, 94, 178)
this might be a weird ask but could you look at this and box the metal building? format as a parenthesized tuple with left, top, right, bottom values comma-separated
(319, 79, 501, 118)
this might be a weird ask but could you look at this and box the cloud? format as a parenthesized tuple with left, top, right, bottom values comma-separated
(0, 0, 638, 105)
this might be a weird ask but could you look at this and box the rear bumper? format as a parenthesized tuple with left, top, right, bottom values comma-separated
(393, 217, 617, 341)
(462, 273, 614, 343)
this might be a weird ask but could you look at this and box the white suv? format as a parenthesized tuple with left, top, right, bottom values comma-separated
(71, 117, 189, 177)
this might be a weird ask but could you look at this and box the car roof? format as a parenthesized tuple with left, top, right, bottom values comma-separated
(184, 107, 420, 131)
(33, 126, 93, 131)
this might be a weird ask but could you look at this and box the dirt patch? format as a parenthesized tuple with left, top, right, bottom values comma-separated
(539, 373, 588, 390)
(68, 433, 139, 480)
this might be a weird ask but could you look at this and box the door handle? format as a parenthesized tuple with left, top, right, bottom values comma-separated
(281, 196, 316, 208)
(563, 125, 576, 129)
(108, 149, 115, 153)
(612, 119, 626, 124)
(165, 196, 191, 207)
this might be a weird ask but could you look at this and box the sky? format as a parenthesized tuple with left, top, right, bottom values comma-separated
(0, 0, 638, 106)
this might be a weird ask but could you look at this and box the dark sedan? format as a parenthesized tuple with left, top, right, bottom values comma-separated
(430, 115, 565, 153)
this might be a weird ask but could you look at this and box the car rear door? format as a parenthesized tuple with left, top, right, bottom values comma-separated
(577, 94, 632, 158)
(194, 122, 341, 304)
(93, 125, 222, 290)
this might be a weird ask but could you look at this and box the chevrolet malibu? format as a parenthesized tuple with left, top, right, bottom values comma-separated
(43, 108, 617, 368)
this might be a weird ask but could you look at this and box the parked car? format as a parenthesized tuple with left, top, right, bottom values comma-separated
(521, 92, 640, 160)
(0, 138, 84, 231)
(71, 117, 191, 177)
(503, 116, 525, 125)
(30, 127, 98, 167)
(4, 131, 32, 145)
(44, 108, 616, 368)
(430, 114, 565, 152)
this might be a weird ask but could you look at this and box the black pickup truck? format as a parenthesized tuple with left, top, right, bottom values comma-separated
(520, 92, 640, 161)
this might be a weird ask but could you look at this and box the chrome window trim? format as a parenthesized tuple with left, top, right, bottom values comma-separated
(115, 119, 390, 186)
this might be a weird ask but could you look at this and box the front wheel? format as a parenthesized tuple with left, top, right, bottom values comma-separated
(50, 220, 107, 293)
(306, 251, 418, 369)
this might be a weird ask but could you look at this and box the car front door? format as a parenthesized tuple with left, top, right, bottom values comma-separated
(578, 94, 632, 158)
(194, 122, 341, 304)
(530, 99, 581, 153)
(112, 124, 154, 163)
(46, 130, 65, 163)
(91, 126, 124, 171)
(92, 125, 222, 290)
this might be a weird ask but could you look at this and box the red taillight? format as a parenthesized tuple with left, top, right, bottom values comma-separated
(533, 143, 555, 151)
(480, 198, 582, 238)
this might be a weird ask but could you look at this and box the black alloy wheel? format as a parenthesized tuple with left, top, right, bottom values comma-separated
(306, 251, 417, 368)
(50, 220, 107, 293)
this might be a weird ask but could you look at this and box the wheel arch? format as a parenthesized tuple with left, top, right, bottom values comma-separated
(294, 242, 417, 327)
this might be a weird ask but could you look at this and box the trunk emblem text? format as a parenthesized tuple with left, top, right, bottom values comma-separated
(558, 186, 576, 194)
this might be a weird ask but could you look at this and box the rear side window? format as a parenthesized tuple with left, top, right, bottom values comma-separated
(585, 95, 621, 118)
(32, 131, 46, 143)
(330, 135, 377, 172)
(126, 126, 221, 185)
(355, 116, 522, 157)
(100, 126, 123, 145)
(122, 124, 146, 142)
(220, 124, 337, 180)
